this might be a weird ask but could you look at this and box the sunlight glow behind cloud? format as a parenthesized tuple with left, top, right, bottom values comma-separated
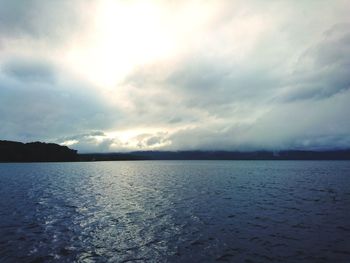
(1, 0, 350, 152)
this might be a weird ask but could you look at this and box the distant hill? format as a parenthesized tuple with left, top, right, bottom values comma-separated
(79, 150, 350, 161)
(1, 140, 350, 162)
(0, 140, 78, 162)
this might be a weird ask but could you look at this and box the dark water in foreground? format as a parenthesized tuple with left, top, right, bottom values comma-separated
(0, 161, 350, 263)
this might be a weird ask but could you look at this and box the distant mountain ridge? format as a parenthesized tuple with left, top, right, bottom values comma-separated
(80, 149, 350, 161)
(1, 140, 350, 162)
(0, 140, 78, 162)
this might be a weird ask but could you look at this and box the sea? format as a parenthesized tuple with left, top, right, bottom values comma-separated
(0, 161, 349, 262)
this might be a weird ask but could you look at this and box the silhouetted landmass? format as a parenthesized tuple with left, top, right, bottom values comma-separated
(1, 140, 350, 162)
(79, 153, 147, 161)
(0, 140, 78, 162)
(79, 150, 350, 161)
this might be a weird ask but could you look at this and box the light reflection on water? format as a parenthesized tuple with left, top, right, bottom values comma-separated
(0, 161, 350, 262)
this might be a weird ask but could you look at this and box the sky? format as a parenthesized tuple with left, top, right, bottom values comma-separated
(0, 0, 350, 153)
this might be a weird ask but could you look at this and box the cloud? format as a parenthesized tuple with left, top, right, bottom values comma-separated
(280, 23, 350, 101)
(2, 57, 55, 82)
(165, 89, 350, 151)
(0, 57, 118, 143)
(57, 131, 121, 153)
(0, 0, 93, 41)
(114, 2, 350, 151)
(0, 0, 350, 152)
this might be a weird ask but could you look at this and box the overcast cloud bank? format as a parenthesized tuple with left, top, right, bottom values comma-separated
(1, 0, 349, 152)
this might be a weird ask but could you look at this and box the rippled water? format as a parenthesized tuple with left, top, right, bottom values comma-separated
(0, 161, 350, 262)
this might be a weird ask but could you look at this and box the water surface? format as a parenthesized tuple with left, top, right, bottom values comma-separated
(0, 161, 350, 262)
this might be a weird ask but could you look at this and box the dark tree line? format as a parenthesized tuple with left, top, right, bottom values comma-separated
(80, 150, 350, 161)
(1, 140, 349, 162)
(0, 140, 78, 162)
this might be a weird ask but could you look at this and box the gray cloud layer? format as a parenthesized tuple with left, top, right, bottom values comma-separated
(0, 57, 116, 142)
(1, 0, 350, 152)
(0, 0, 92, 41)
